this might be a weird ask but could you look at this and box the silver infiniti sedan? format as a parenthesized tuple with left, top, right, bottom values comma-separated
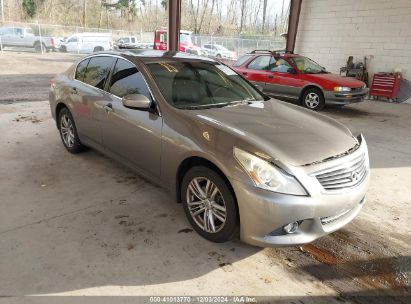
(49, 50, 370, 247)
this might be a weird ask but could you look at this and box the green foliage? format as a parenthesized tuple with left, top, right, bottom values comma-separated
(22, 0, 37, 18)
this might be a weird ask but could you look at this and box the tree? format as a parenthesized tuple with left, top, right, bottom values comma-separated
(22, 0, 37, 18)
(160, 0, 167, 10)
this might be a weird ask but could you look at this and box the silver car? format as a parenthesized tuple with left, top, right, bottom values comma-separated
(49, 50, 370, 247)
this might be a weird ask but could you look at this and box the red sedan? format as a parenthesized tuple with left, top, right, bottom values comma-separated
(232, 50, 368, 110)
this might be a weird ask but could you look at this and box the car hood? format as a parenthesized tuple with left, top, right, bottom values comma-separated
(185, 99, 358, 166)
(305, 73, 365, 88)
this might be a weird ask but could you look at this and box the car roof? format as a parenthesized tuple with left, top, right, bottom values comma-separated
(91, 50, 217, 64)
(244, 51, 302, 58)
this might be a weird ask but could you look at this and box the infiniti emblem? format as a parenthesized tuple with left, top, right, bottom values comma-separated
(351, 171, 360, 182)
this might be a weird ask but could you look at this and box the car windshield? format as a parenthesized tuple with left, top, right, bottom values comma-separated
(147, 61, 265, 109)
(291, 56, 327, 74)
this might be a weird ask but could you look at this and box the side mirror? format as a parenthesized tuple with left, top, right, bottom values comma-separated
(287, 67, 297, 74)
(122, 94, 151, 110)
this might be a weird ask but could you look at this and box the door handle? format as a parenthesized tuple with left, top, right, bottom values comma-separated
(70, 87, 78, 94)
(103, 103, 113, 112)
(242, 72, 248, 76)
(267, 75, 274, 79)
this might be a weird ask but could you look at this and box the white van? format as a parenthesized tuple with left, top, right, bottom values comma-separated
(60, 32, 113, 53)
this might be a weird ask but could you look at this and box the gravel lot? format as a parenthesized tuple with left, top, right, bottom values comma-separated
(0, 51, 410, 302)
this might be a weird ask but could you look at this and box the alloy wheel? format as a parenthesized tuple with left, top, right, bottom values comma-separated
(305, 92, 320, 109)
(60, 114, 75, 148)
(186, 177, 227, 233)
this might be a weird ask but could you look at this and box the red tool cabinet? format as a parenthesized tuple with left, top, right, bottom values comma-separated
(370, 72, 402, 100)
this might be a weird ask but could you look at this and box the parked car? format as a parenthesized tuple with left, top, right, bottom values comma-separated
(115, 36, 139, 49)
(153, 28, 204, 56)
(203, 43, 236, 60)
(60, 32, 113, 53)
(0, 26, 60, 52)
(232, 50, 368, 110)
(49, 50, 369, 247)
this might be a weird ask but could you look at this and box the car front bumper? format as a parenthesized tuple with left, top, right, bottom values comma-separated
(231, 137, 370, 247)
(324, 88, 368, 105)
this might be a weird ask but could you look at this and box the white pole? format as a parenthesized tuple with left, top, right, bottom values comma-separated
(38, 22, 44, 54)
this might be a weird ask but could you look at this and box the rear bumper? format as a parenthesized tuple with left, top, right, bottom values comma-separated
(324, 88, 368, 105)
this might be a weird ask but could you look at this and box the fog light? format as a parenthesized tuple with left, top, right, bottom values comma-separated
(283, 221, 299, 234)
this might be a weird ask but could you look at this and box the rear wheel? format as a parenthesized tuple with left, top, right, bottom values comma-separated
(181, 166, 239, 243)
(302, 88, 325, 111)
(58, 107, 85, 153)
(34, 42, 46, 53)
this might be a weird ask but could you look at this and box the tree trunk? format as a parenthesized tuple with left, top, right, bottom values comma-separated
(262, 0, 267, 33)
(83, 0, 87, 28)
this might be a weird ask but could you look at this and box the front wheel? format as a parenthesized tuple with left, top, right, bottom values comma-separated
(181, 166, 239, 243)
(302, 88, 325, 111)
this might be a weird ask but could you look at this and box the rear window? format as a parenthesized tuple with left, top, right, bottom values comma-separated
(75, 59, 90, 82)
(233, 54, 253, 67)
(83, 56, 115, 89)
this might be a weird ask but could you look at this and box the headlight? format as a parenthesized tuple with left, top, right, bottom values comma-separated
(334, 86, 351, 92)
(362, 83, 367, 89)
(233, 147, 307, 196)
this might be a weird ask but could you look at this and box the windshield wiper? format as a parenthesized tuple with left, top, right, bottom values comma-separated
(223, 99, 255, 107)
(176, 102, 230, 110)
(177, 99, 256, 110)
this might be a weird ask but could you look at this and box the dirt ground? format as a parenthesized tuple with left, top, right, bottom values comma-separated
(0, 52, 410, 303)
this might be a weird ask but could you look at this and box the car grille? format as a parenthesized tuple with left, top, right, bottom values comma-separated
(350, 87, 364, 93)
(315, 154, 368, 191)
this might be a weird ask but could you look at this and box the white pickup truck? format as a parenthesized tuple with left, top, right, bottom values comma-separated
(0, 26, 60, 52)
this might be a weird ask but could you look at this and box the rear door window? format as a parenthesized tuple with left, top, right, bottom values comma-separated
(247, 55, 271, 70)
(83, 56, 115, 89)
(75, 58, 90, 82)
(108, 59, 152, 100)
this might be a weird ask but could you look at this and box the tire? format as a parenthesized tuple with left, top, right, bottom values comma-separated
(93, 46, 104, 52)
(60, 45, 67, 53)
(34, 42, 46, 53)
(216, 54, 222, 59)
(58, 107, 85, 154)
(302, 87, 325, 111)
(181, 166, 239, 243)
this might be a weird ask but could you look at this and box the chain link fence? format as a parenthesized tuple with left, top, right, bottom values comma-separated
(193, 34, 286, 58)
(0, 21, 285, 58)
